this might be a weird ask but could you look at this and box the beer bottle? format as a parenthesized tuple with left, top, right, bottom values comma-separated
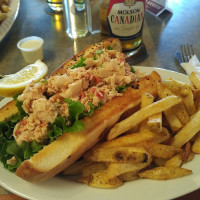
(100, 0, 145, 54)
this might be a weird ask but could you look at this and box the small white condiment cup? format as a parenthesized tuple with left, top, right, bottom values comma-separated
(17, 36, 44, 64)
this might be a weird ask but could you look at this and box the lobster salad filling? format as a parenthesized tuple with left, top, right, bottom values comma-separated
(0, 47, 141, 170)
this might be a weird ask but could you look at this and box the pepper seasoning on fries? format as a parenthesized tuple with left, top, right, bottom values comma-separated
(62, 71, 200, 189)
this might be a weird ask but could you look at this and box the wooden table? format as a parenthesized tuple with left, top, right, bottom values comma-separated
(0, 0, 200, 199)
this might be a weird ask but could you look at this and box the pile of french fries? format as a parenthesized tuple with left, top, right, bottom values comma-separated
(62, 72, 200, 189)
(0, 0, 9, 23)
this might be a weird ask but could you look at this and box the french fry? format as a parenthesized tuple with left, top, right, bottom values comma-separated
(159, 127, 171, 144)
(78, 176, 90, 185)
(139, 93, 154, 131)
(156, 81, 189, 125)
(62, 159, 92, 175)
(162, 79, 185, 94)
(162, 79, 196, 115)
(90, 171, 124, 188)
(194, 90, 200, 111)
(140, 92, 154, 108)
(139, 167, 192, 180)
(0, 12, 7, 22)
(153, 157, 166, 167)
(118, 171, 139, 182)
(0, 0, 9, 22)
(4, 0, 9, 5)
(181, 84, 196, 115)
(191, 88, 200, 99)
(172, 103, 190, 125)
(86, 129, 170, 159)
(125, 125, 139, 134)
(104, 151, 152, 180)
(147, 112, 162, 133)
(134, 141, 181, 159)
(182, 94, 196, 116)
(1, 4, 9, 12)
(80, 161, 150, 188)
(192, 132, 200, 153)
(79, 171, 124, 189)
(184, 152, 195, 163)
(84, 146, 150, 163)
(181, 142, 191, 162)
(106, 162, 151, 179)
(107, 95, 182, 140)
(81, 162, 107, 177)
(164, 153, 182, 168)
(76, 76, 200, 189)
(189, 72, 200, 89)
(163, 109, 182, 132)
(171, 110, 200, 147)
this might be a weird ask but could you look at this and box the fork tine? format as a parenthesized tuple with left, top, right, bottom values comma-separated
(183, 45, 189, 62)
(190, 44, 194, 56)
(180, 45, 185, 62)
(187, 44, 192, 59)
(180, 44, 195, 63)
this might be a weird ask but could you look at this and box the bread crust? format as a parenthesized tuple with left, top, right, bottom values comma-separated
(50, 38, 122, 76)
(15, 71, 161, 182)
(0, 100, 17, 121)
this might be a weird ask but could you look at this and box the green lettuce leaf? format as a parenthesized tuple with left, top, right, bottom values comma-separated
(4, 140, 44, 171)
(48, 125, 63, 142)
(7, 157, 21, 171)
(6, 140, 23, 159)
(47, 99, 100, 142)
(130, 66, 135, 73)
(53, 116, 66, 130)
(71, 57, 86, 69)
(10, 114, 20, 124)
(87, 102, 95, 116)
(31, 140, 44, 153)
(106, 46, 113, 50)
(0, 137, 9, 166)
(0, 121, 12, 139)
(66, 99, 85, 123)
(13, 94, 27, 120)
(64, 120, 84, 133)
(21, 141, 34, 159)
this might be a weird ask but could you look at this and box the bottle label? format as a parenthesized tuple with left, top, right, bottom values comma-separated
(124, 0, 136, 6)
(107, 0, 145, 38)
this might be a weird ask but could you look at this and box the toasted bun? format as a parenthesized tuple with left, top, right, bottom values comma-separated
(0, 38, 161, 183)
(15, 71, 161, 182)
(0, 100, 18, 121)
(50, 38, 122, 76)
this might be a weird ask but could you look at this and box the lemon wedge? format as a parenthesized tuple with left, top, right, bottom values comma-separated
(0, 60, 48, 97)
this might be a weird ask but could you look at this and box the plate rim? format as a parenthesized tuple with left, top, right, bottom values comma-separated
(1, 66, 199, 200)
(0, 0, 20, 42)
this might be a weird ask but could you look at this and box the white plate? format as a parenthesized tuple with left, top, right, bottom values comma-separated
(0, 0, 20, 42)
(0, 67, 199, 200)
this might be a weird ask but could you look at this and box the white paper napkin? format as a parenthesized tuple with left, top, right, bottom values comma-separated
(181, 55, 200, 75)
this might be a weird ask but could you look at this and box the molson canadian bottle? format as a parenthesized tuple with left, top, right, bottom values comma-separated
(100, 0, 145, 53)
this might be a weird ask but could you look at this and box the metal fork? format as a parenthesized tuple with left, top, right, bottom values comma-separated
(180, 44, 195, 62)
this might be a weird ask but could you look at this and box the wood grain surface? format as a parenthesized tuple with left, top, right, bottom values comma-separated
(0, 195, 25, 200)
